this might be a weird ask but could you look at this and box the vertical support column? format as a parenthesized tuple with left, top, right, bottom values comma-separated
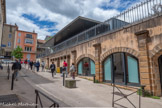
(135, 30, 152, 93)
(93, 43, 102, 82)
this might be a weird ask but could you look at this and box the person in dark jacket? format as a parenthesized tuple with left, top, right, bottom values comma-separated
(35, 61, 40, 72)
(12, 59, 21, 81)
(50, 62, 55, 78)
(29, 61, 34, 70)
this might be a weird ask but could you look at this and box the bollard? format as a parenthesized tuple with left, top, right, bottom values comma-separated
(63, 72, 65, 86)
(7, 63, 10, 80)
(11, 73, 14, 90)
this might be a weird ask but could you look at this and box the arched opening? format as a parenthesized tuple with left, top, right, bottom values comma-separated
(103, 52, 140, 85)
(78, 57, 95, 76)
(158, 55, 162, 93)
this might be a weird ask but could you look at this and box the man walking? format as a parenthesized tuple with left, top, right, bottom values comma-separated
(70, 63, 75, 79)
(35, 61, 40, 72)
(29, 61, 34, 70)
(41, 61, 45, 72)
(12, 59, 21, 81)
(50, 62, 55, 78)
(63, 61, 68, 77)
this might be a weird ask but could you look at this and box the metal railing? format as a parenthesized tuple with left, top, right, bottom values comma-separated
(37, 0, 162, 58)
(35, 89, 59, 108)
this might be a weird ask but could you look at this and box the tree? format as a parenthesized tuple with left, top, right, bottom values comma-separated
(12, 46, 23, 59)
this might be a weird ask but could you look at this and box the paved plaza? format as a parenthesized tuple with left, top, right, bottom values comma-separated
(0, 65, 162, 107)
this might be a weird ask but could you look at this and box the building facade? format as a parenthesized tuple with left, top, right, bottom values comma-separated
(36, 39, 45, 59)
(15, 30, 37, 61)
(0, 0, 6, 56)
(1, 24, 18, 58)
(38, 0, 162, 96)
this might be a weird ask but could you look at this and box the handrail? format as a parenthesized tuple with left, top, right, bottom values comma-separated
(35, 89, 59, 108)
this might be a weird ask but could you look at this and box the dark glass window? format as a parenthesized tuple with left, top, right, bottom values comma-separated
(26, 34, 32, 39)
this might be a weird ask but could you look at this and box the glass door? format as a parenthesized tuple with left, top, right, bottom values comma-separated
(113, 53, 125, 84)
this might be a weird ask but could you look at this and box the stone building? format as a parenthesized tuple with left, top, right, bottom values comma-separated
(0, 0, 6, 56)
(38, 0, 162, 96)
(1, 24, 18, 58)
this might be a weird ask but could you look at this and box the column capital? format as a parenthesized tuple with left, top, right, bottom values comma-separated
(135, 30, 149, 37)
(93, 43, 101, 48)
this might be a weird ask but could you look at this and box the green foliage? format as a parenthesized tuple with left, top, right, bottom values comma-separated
(12, 46, 23, 59)
(94, 80, 99, 83)
(137, 89, 160, 99)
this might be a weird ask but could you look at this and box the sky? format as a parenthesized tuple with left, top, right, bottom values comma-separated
(6, 0, 142, 39)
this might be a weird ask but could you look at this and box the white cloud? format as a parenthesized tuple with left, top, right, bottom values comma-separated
(6, 0, 140, 39)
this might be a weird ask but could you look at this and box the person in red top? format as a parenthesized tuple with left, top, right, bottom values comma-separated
(63, 61, 68, 77)
(24, 59, 28, 68)
(84, 62, 89, 76)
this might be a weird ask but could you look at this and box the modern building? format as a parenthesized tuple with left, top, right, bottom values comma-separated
(15, 30, 37, 61)
(0, 0, 6, 56)
(38, 0, 162, 96)
(1, 24, 18, 59)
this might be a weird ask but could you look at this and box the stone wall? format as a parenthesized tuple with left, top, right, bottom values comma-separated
(41, 15, 162, 96)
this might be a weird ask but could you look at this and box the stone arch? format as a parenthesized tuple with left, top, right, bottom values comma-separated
(149, 43, 162, 96)
(100, 47, 139, 63)
(149, 43, 162, 58)
(76, 54, 95, 65)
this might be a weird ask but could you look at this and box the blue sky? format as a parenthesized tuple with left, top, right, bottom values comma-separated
(6, 0, 141, 39)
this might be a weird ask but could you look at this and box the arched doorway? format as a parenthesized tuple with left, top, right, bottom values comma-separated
(103, 52, 140, 85)
(78, 57, 95, 76)
(158, 55, 162, 92)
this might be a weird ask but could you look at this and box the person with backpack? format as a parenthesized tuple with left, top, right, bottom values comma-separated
(12, 59, 21, 81)
(50, 62, 56, 78)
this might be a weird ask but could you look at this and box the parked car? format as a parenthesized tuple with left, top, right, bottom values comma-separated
(1, 59, 15, 64)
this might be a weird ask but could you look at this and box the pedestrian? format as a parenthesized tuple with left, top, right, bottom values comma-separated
(35, 61, 40, 72)
(12, 59, 21, 81)
(24, 59, 27, 68)
(29, 61, 34, 70)
(41, 61, 45, 72)
(0, 60, 3, 70)
(50, 62, 56, 78)
(84, 62, 89, 76)
(70, 63, 75, 80)
(27, 59, 30, 69)
(63, 61, 68, 77)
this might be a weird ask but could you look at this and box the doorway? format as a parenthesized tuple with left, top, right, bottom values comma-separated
(158, 55, 162, 92)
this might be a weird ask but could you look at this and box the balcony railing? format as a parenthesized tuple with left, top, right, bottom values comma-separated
(37, 0, 162, 58)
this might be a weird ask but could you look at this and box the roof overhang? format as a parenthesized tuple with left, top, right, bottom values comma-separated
(43, 16, 101, 47)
